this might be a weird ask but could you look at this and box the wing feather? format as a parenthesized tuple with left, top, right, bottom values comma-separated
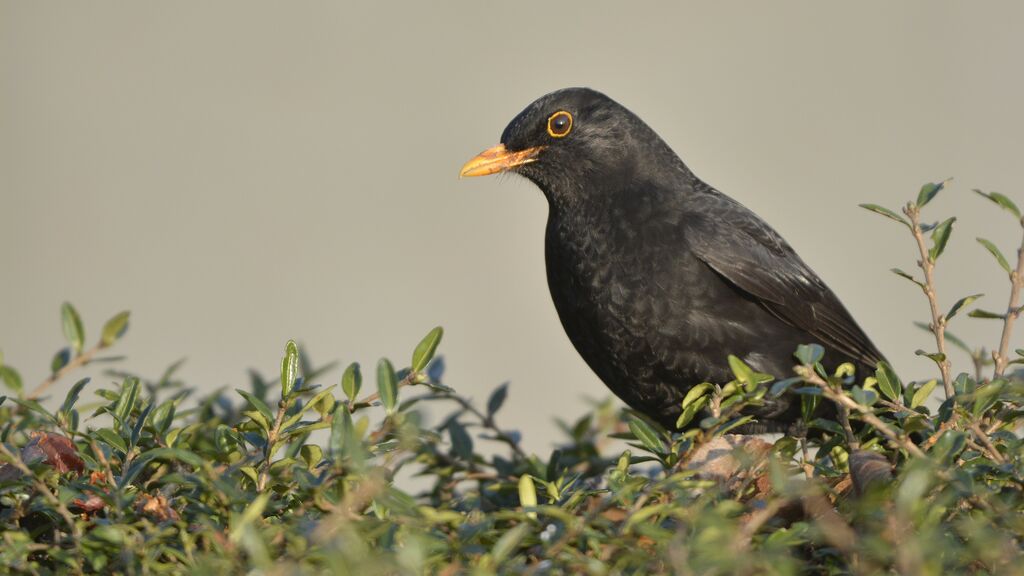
(683, 188, 884, 368)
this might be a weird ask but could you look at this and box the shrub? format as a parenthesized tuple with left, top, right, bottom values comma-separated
(1, 182, 1022, 575)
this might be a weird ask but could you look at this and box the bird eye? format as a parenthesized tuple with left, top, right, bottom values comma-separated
(547, 111, 573, 138)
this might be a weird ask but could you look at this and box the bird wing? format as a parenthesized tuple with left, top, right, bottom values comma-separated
(682, 187, 884, 368)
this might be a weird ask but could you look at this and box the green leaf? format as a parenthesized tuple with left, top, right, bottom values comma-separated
(928, 217, 955, 262)
(627, 416, 666, 455)
(801, 393, 819, 421)
(229, 492, 271, 544)
(341, 362, 362, 403)
(114, 377, 140, 425)
(150, 398, 177, 435)
(94, 428, 128, 453)
(675, 395, 708, 429)
(968, 309, 1005, 320)
(681, 383, 713, 409)
(875, 361, 902, 403)
(376, 358, 398, 415)
(486, 382, 509, 419)
(61, 302, 85, 355)
(930, 431, 967, 464)
(977, 238, 1012, 275)
(717, 415, 755, 435)
(237, 389, 275, 424)
(915, 350, 946, 365)
(769, 377, 802, 398)
(239, 466, 259, 485)
(490, 523, 530, 565)
(131, 449, 201, 489)
(974, 189, 1021, 219)
(850, 386, 878, 406)
(411, 326, 443, 373)
(50, 347, 71, 374)
(946, 294, 983, 321)
(448, 420, 473, 461)
(0, 365, 21, 394)
(281, 340, 299, 399)
(60, 377, 90, 414)
(100, 311, 130, 347)
(972, 381, 1004, 418)
(916, 181, 943, 208)
(286, 421, 332, 437)
(299, 444, 324, 469)
(859, 203, 909, 227)
(890, 268, 924, 288)
(329, 402, 353, 456)
(305, 385, 336, 417)
(911, 379, 938, 409)
(727, 355, 755, 389)
(518, 474, 538, 518)
(795, 343, 825, 365)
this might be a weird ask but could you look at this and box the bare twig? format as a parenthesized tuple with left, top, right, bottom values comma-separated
(992, 222, 1024, 379)
(836, 403, 860, 450)
(443, 394, 529, 460)
(968, 422, 1006, 464)
(732, 497, 791, 553)
(257, 400, 289, 492)
(799, 438, 814, 479)
(797, 367, 926, 458)
(26, 343, 102, 401)
(904, 204, 954, 400)
(350, 372, 418, 411)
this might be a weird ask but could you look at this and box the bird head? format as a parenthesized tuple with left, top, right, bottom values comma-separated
(460, 88, 668, 197)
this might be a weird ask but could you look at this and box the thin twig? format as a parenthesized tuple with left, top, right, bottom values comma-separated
(836, 403, 860, 450)
(443, 394, 529, 460)
(257, 400, 289, 492)
(732, 497, 791, 553)
(350, 372, 418, 411)
(27, 343, 102, 401)
(968, 422, 1006, 464)
(904, 204, 954, 400)
(799, 438, 814, 479)
(798, 367, 926, 458)
(992, 221, 1024, 379)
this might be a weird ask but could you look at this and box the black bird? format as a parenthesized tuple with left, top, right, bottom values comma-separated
(460, 88, 884, 433)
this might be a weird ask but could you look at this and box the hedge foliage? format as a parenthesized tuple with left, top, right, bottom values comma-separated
(1, 182, 1022, 575)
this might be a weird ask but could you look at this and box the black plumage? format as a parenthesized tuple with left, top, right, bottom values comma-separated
(461, 88, 884, 433)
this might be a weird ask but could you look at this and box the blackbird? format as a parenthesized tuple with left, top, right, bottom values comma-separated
(460, 87, 884, 433)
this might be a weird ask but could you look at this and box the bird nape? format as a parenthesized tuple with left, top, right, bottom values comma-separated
(461, 87, 884, 435)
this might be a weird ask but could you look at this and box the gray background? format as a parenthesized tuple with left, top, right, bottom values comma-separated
(2, 2, 1022, 452)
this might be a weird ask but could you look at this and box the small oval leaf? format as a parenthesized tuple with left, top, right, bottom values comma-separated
(281, 340, 300, 399)
(341, 362, 362, 402)
(928, 217, 955, 262)
(946, 294, 983, 321)
(376, 358, 398, 415)
(411, 327, 443, 373)
(487, 382, 509, 418)
(100, 311, 130, 347)
(875, 361, 902, 403)
(61, 302, 85, 355)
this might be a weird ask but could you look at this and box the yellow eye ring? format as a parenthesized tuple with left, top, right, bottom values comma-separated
(547, 111, 573, 138)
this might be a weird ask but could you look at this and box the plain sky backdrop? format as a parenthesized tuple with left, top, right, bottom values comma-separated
(2, 2, 1022, 453)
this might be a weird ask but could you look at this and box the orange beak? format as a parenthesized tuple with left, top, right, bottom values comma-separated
(459, 144, 543, 178)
